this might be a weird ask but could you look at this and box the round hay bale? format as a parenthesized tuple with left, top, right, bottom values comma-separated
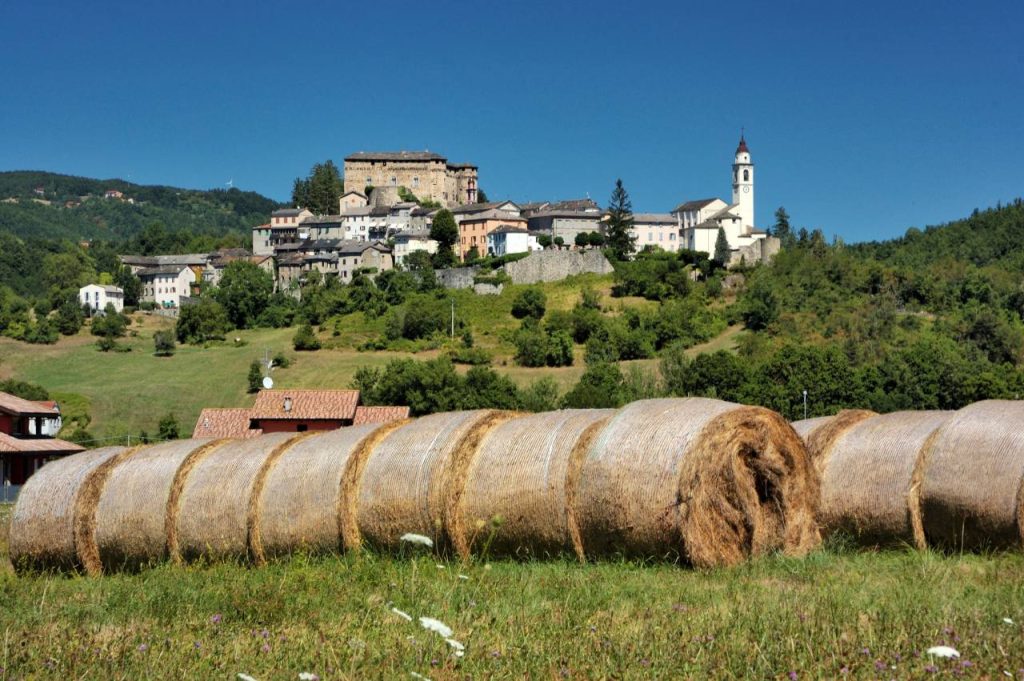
(792, 410, 876, 477)
(9, 446, 129, 574)
(252, 421, 408, 562)
(173, 432, 305, 564)
(94, 439, 226, 572)
(576, 398, 817, 568)
(921, 400, 1024, 550)
(356, 410, 516, 555)
(457, 409, 614, 559)
(818, 411, 952, 548)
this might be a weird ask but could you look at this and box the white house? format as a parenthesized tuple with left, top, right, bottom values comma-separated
(137, 265, 196, 309)
(79, 284, 124, 313)
(393, 230, 438, 265)
(26, 401, 62, 437)
(630, 214, 680, 252)
(486, 226, 537, 257)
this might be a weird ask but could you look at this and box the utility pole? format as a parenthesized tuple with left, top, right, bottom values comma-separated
(802, 389, 808, 420)
(450, 299, 455, 338)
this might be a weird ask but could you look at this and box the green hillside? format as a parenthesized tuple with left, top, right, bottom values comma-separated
(0, 170, 280, 242)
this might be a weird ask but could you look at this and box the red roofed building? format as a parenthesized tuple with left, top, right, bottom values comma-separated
(192, 408, 263, 439)
(190, 390, 409, 438)
(0, 391, 84, 486)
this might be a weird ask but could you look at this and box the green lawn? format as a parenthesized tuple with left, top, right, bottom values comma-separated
(1, 503, 1022, 679)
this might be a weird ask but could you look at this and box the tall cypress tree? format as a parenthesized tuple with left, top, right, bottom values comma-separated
(605, 179, 636, 261)
(292, 160, 344, 214)
(773, 206, 794, 248)
(714, 227, 731, 266)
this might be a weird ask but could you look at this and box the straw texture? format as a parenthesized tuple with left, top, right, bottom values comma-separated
(9, 447, 127, 573)
(818, 411, 952, 547)
(94, 439, 225, 571)
(356, 410, 505, 554)
(792, 410, 876, 477)
(458, 409, 615, 558)
(576, 398, 817, 567)
(253, 422, 405, 561)
(173, 432, 303, 563)
(921, 400, 1024, 550)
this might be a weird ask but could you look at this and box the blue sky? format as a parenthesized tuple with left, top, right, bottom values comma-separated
(1, 0, 1021, 242)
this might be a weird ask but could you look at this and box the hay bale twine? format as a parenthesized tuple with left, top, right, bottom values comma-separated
(356, 410, 516, 555)
(576, 398, 817, 567)
(173, 432, 305, 564)
(921, 400, 1024, 550)
(817, 411, 952, 548)
(94, 439, 226, 572)
(792, 410, 876, 477)
(9, 447, 129, 574)
(253, 421, 407, 561)
(458, 409, 614, 559)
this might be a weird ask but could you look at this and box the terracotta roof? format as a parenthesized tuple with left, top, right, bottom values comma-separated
(251, 389, 360, 421)
(0, 432, 84, 454)
(354, 405, 410, 425)
(0, 391, 59, 416)
(736, 135, 750, 154)
(192, 408, 262, 439)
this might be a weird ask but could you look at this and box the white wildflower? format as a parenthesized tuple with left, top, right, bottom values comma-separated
(458, 574, 469, 580)
(298, 674, 319, 681)
(410, 673, 431, 681)
(419, 616, 453, 638)
(1004, 671, 1014, 678)
(238, 675, 258, 681)
(446, 638, 465, 657)
(1003, 617, 1015, 625)
(436, 564, 446, 569)
(400, 533, 433, 547)
(391, 607, 413, 622)
(926, 646, 960, 659)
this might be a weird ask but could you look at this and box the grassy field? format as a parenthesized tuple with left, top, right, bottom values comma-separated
(1, 505, 1023, 679)
(0, 274, 733, 441)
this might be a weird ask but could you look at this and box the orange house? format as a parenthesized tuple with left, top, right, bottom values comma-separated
(457, 210, 528, 261)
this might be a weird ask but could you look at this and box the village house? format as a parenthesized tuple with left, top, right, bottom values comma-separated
(525, 205, 603, 245)
(137, 264, 197, 308)
(192, 390, 409, 438)
(486, 225, 540, 257)
(79, 284, 125, 313)
(343, 151, 478, 208)
(0, 391, 83, 488)
(274, 239, 394, 288)
(338, 190, 368, 212)
(392, 230, 438, 265)
(451, 202, 525, 261)
(630, 213, 680, 252)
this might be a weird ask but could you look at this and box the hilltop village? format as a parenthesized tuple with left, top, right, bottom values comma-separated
(107, 137, 779, 310)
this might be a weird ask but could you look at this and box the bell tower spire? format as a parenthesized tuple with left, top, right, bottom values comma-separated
(731, 132, 754, 231)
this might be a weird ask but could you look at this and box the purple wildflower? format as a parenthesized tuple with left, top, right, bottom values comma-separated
(960, 660, 973, 667)
(875, 661, 886, 670)
(261, 629, 269, 639)
(839, 667, 849, 675)
(925, 665, 938, 673)
(260, 643, 270, 653)
(138, 644, 148, 652)
(861, 647, 871, 656)
(641, 658, 651, 667)
(788, 672, 798, 681)
(194, 642, 202, 649)
(211, 614, 222, 625)
(491, 650, 501, 658)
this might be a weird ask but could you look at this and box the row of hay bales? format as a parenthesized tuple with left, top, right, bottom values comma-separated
(793, 400, 1024, 550)
(9, 398, 820, 574)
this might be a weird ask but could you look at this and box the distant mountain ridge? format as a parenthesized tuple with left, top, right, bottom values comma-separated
(0, 170, 282, 242)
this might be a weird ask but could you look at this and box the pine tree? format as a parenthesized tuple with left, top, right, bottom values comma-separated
(247, 360, 262, 393)
(714, 227, 731, 266)
(292, 160, 344, 214)
(773, 207, 795, 248)
(605, 179, 636, 261)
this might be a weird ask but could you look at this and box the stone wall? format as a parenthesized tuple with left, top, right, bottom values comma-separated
(730, 236, 781, 267)
(435, 266, 480, 289)
(501, 250, 614, 285)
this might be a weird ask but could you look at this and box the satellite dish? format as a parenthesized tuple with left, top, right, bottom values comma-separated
(262, 376, 274, 390)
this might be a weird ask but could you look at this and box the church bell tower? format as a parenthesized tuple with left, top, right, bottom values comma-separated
(731, 134, 755, 231)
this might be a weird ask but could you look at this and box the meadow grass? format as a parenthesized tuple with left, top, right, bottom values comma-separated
(1, 504, 1023, 679)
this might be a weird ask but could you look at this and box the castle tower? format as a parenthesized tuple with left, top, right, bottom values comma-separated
(731, 134, 755, 231)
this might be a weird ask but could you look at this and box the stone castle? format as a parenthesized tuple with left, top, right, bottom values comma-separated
(343, 151, 477, 208)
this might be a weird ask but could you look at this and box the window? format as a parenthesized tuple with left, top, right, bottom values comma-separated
(743, 169, 749, 181)
(391, 176, 397, 186)
(412, 176, 419, 188)
(297, 424, 308, 432)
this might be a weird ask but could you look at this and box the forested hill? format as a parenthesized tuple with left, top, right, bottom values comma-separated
(850, 198, 1024, 268)
(0, 170, 281, 242)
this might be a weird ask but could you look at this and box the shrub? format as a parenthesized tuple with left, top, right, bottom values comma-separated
(176, 298, 230, 344)
(293, 323, 321, 351)
(511, 288, 546, 320)
(247, 360, 262, 393)
(153, 330, 176, 357)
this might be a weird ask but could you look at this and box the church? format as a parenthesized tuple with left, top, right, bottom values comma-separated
(672, 135, 772, 260)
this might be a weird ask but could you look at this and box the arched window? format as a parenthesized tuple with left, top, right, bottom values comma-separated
(743, 169, 750, 182)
